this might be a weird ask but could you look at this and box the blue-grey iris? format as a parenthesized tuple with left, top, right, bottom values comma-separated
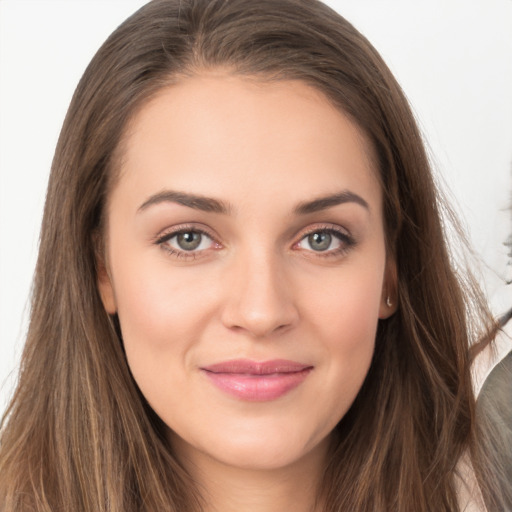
(308, 232, 331, 251)
(177, 232, 202, 250)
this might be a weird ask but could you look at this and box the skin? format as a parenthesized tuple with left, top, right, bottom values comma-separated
(98, 73, 397, 512)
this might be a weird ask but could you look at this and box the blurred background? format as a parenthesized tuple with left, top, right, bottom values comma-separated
(1, 0, 511, 413)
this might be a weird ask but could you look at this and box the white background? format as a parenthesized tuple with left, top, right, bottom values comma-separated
(1, 0, 511, 413)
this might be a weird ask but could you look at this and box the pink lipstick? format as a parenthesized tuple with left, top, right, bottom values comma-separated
(201, 359, 313, 401)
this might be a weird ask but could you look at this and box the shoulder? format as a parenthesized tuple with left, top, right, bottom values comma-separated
(472, 321, 512, 397)
(469, 321, 512, 511)
(455, 450, 488, 512)
(455, 323, 512, 512)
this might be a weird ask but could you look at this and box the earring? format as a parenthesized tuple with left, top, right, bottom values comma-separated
(386, 296, 392, 308)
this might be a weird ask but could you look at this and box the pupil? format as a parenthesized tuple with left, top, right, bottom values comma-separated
(308, 232, 331, 251)
(177, 232, 201, 250)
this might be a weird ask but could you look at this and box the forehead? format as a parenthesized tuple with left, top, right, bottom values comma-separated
(111, 73, 381, 214)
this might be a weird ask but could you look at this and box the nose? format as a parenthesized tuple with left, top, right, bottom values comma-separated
(220, 249, 299, 338)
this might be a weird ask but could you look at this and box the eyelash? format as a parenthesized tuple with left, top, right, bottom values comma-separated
(153, 223, 356, 260)
(154, 224, 219, 260)
(294, 224, 356, 259)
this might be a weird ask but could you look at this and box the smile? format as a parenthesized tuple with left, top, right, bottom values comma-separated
(201, 359, 313, 401)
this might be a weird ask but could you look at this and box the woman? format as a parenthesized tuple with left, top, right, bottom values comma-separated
(0, 0, 508, 510)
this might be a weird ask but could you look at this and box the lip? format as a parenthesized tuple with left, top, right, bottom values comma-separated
(200, 359, 313, 401)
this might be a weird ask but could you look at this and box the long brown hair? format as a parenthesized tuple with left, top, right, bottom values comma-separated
(0, 0, 502, 510)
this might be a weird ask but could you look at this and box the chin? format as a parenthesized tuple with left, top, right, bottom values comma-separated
(170, 420, 331, 473)
(221, 440, 308, 470)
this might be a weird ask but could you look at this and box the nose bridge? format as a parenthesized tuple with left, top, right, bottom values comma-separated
(221, 243, 298, 337)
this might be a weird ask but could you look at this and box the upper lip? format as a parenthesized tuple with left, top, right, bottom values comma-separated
(201, 359, 312, 375)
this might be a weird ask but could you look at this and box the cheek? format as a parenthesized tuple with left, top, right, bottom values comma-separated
(110, 260, 219, 422)
(109, 252, 219, 387)
(112, 249, 214, 337)
(309, 258, 384, 344)
(305, 260, 384, 410)
(323, 294, 378, 379)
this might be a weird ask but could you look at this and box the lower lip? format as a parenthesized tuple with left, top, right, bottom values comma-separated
(202, 368, 312, 401)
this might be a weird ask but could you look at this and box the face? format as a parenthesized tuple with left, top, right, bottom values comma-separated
(98, 73, 396, 473)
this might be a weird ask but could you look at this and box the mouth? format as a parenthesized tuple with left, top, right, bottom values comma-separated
(200, 359, 313, 401)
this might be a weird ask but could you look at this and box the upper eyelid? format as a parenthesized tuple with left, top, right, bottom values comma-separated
(152, 222, 353, 249)
(295, 223, 352, 240)
(153, 223, 218, 244)
(292, 224, 355, 252)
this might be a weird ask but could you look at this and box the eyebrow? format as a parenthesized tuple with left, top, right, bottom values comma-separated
(137, 189, 369, 215)
(138, 190, 231, 214)
(293, 190, 370, 215)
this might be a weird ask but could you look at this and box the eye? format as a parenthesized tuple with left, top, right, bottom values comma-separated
(171, 231, 209, 251)
(302, 232, 336, 252)
(295, 227, 355, 256)
(155, 227, 218, 258)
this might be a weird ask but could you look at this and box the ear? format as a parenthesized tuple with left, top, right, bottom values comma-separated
(379, 257, 398, 319)
(94, 233, 117, 314)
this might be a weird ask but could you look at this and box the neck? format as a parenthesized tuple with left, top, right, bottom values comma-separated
(173, 438, 329, 512)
